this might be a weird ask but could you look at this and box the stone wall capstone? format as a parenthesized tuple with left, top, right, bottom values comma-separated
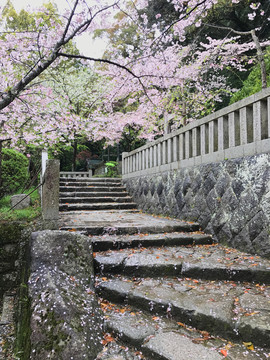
(123, 153, 270, 258)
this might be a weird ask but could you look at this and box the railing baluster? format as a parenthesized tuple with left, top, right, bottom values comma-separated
(180, 134, 184, 160)
(173, 135, 179, 161)
(200, 125, 206, 155)
(253, 101, 262, 141)
(185, 132, 190, 159)
(229, 112, 236, 147)
(158, 143, 162, 166)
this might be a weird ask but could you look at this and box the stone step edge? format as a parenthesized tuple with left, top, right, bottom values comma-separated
(59, 223, 200, 236)
(59, 183, 124, 187)
(59, 197, 133, 203)
(94, 258, 270, 284)
(96, 281, 269, 348)
(104, 314, 225, 360)
(59, 192, 129, 197)
(59, 177, 122, 181)
(92, 233, 213, 251)
(102, 310, 256, 360)
(59, 202, 137, 209)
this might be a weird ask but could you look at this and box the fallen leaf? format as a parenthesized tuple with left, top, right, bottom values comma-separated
(243, 342, 254, 350)
(244, 311, 260, 316)
(177, 322, 186, 328)
(101, 333, 115, 345)
(220, 349, 228, 357)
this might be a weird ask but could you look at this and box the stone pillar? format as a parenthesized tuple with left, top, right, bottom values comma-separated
(42, 159, 60, 228)
(41, 150, 48, 177)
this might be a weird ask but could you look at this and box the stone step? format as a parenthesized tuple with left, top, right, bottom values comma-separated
(94, 244, 270, 283)
(59, 202, 137, 212)
(59, 177, 121, 184)
(98, 300, 268, 360)
(59, 186, 127, 192)
(59, 191, 129, 198)
(96, 276, 270, 348)
(91, 232, 214, 251)
(60, 181, 123, 187)
(59, 196, 133, 204)
(59, 216, 200, 236)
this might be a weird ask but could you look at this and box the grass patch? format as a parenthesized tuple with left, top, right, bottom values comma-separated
(0, 188, 41, 221)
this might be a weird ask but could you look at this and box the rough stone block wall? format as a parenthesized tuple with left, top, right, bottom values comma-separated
(123, 153, 270, 258)
(0, 223, 25, 296)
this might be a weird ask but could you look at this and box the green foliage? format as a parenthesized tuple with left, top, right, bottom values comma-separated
(54, 144, 89, 171)
(0, 188, 41, 221)
(230, 49, 270, 104)
(105, 161, 118, 177)
(2, 0, 60, 31)
(1, 149, 29, 197)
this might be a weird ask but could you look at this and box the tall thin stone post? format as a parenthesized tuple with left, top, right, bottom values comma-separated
(42, 159, 60, 229)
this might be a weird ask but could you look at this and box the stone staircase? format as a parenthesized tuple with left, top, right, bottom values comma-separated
(59, 177, 137, 212)
(58, 178, 270, 360)
(92, 225, 270, 360)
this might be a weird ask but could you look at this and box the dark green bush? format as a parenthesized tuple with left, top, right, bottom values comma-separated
(0, 149, 29, 197)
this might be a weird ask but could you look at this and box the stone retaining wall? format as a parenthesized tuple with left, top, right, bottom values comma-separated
(123, 153, 270, 258)
(0, 223, 26, 296)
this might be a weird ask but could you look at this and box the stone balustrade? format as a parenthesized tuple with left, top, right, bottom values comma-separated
(122, 88, 270, 178)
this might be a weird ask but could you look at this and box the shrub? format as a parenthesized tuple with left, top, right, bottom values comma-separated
(105, 161, 118, 177)
(0, 149, 29, 197)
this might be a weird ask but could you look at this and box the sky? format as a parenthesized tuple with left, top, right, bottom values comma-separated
(0, 0, 108, 57)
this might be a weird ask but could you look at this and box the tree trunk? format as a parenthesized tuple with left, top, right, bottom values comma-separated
(251, 30, 267, 89)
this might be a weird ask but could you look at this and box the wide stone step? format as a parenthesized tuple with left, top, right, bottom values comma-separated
(59, 186, 127, 192)
(60, 222, 196, 236)
(98, 300, 268, 360)
(60, 181, 123, 187)
(59, 202, 137, 212)
(96, 276, 270, 348)
(94, 244, 270, 283)
(59, 196, 133, 204)
(59, 177, 121, 184)
(60, 214, 200, 235)
(91, 232, 214, 251)
(59, 191, 129, 198)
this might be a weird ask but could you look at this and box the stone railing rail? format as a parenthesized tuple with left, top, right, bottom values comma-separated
(60, 171, 93, 178)
(122, 88, 270, 179)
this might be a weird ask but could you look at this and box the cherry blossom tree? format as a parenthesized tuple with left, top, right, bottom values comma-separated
(0, 0, 269, 158)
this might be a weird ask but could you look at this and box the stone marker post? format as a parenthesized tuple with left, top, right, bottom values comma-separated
(42, 159, 60, 229)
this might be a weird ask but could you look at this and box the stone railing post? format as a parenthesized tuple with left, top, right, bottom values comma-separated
(41, 150, 48, 177)
(42, 159, 60, 228)
(122, 152, 128, 175)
